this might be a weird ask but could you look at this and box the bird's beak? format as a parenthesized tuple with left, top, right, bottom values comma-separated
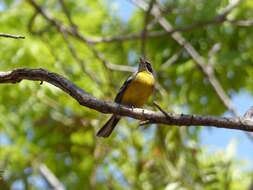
(138, 57, 148, 71)
(139, 57, 146, 65)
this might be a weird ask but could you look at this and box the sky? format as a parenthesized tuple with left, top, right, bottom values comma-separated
(201, 92, 253, 168)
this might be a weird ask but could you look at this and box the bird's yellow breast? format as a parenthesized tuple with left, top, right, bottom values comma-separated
(121, 71, 155, 107)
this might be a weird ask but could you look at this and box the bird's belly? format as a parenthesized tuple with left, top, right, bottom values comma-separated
(121, 74, 154, 107)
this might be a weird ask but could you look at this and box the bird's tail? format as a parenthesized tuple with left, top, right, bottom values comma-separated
(96, 115, 120, 137)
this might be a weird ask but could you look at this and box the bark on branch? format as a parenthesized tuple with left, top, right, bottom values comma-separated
(0, 33, 25, 39)
(0, 68, 253, 132)
(38, 163, 65, 190)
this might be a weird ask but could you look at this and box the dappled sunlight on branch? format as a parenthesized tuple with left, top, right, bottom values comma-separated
(1, 68, 253, 132)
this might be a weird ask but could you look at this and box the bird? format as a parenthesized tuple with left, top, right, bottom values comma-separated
(97, 57, 155, 137)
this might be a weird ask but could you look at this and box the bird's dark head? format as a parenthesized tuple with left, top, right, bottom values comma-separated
(138, 57, 153, 73)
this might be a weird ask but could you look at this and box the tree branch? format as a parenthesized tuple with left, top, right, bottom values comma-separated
(58, 0, 77, 29)
(60, 30, 102, 83)
(0, 33, 25, 39)
(132, 0, 239, 115)
(38, 163, 65, 190)
(27, 0, 135, 73)
(1, 68, 253, 132)
(141, 0, 155, 57)
(229, 18, 253, 26)
(132, 0, 253, 142)
(80, 0, 244, 44)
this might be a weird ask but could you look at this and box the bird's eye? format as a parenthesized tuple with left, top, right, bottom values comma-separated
(146, 62, 153, 73)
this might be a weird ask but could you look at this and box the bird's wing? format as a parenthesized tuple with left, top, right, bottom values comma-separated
(114, 72, 136, 103)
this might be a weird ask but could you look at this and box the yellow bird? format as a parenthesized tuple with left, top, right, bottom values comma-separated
(97, 57, 155, 137)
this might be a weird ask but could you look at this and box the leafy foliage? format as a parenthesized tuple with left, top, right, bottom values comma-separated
(0, 0, 252, 189)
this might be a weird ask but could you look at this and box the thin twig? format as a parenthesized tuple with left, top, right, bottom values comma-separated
(27, 0, 249, 48)
(85, 1, 240, 44)
(38, 163, 65, 190)
(153, 101, 170, 118)
(208, 43, 221, 63)
(87, 43, 135, 72)
(26, 0, 244, 46)
(141, 0, 155, 57)
(61, 31, 101, 83)
(28, 12, 52, 35)
(229, 18, 253, 26)
(161, 49, 182, 69)
(27, 0, 135, 73)
(219, 0, 242, 18)
(58, 0, 77, 29)
(0, 33, 25, 39)
(132, 0, 240, 116)
(132, 0, 253, 140)
(140, 101, 169, 126)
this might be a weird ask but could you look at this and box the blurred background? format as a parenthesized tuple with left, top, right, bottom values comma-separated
(0, 0, 253, 189)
